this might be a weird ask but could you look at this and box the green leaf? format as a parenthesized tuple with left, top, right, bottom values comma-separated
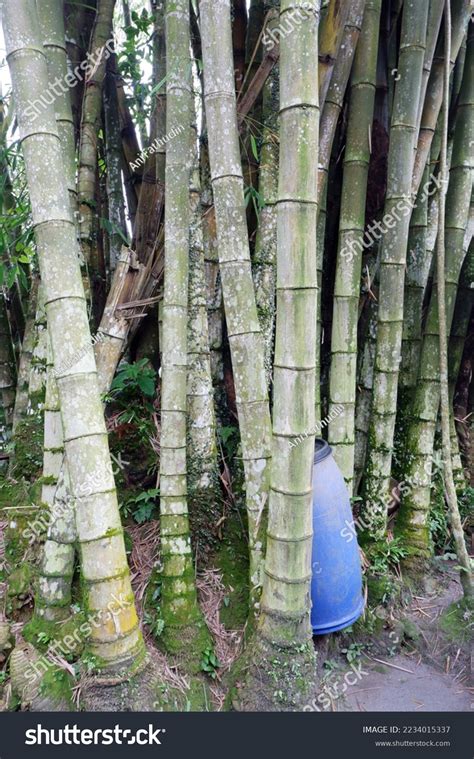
(138, 374, 155, 396)
(250, 134, 259, 161)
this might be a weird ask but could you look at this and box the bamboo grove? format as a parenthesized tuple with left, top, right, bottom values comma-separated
(0, 0, 472, 712)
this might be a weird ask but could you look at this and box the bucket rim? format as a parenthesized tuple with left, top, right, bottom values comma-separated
(314, 438, 332, 464)
(311, 595, 365, 635)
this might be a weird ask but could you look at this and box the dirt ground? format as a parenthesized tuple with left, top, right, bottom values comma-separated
(332, 562, 473, 712)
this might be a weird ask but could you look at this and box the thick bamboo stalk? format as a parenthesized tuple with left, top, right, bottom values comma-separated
(318, 0, 350, 108)
(317, 0, 365, 208)
(39, 0, 77, 219)
(40, 335, 64, 509)
(363, 0, 429, 537)
(187, 113, 219, 499)
(159, 0, 210, 655)
(400, 164, 434, 390)
(5, 0, 144, 670)
(396, 26, 473, 564)
(258, 0, 319, 647)
(200, 123, 225, 401)
(32, 6, 80, 624)
(416, 0, 445, 130)
(412, 0, 472, 197)
(34, 333, 77, 623)
(435, 3, 472, 599)
(328, 0, 382, 492)
(200, 0, 272, 601)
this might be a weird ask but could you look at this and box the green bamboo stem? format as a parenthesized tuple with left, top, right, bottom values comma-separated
(39, 0, 77, 219)
(27, 289, 48, 406)
(64, 0, 97, 140)
(252, 0, 279, 387)
(315, 180, 326, 427)
(318, 0, 350, 108)
(40, 334, 64, 508)
(317, 0, 365, 208)
(363, 0, 429, 537)
(435, 4, 472, 599)
(34, 333, 77, 623)
(259, 0, 319, 647)
(396, 26, 473, 565)
(354, 297, 378, 492)
(11, 277, 38, 436)
(159, 0, 210, 657)
(104, 57, 128, 273)
(77, 0, 116, 279)
(32, 6, 80, 624)
(5, 0, 144, 670)
(35, 466, 77, 623)
(386, 0, 402, 121)
(200, 0, 272, 602)
(200, 123, 225, 399)
(328, 0, 382, 492)
(467, 332, 474, 487)
(187, 100, 219, 521)
(0, 298, 15, 468)
(234, 0, 320, 712)
(412, 0, 472, 197)
(416, 0, 445, 130)
(399, 164, 434, 391)
(448, 233, 473, 486)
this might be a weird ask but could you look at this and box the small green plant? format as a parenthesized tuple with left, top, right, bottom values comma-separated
(218, 425, 240, 461)
(322, 658, 338, 675)
(121, 488, 159, 524)
(200, 646, 219, 679)
(82, 652, 101, 674)
(368, 537, 408, 574)
(341, 642, 366, 663)
(0, 671, 8, 685)
(108, 358, 156, 399)
(144, 611, 165, 639)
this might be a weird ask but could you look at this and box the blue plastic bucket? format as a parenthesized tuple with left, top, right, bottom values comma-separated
(311, 439, 365, 634)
